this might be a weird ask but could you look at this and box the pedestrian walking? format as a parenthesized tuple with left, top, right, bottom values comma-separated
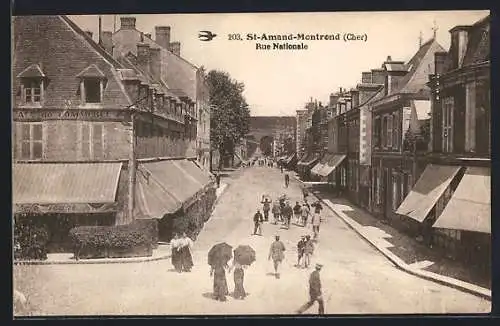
(230, 261, 247, 299)
(293, 201, 302, 225)
(296, 264, 325, 314)
(303, 235, 314, 268)
(262, 198, 271, 222)
(284, 201, 293, 229)
(211, 264, 229, 301)
(311, 210, 321, 240)
(170, 233, 182, 272)
(313, 201, 323, 219)
(253, 210, 263, 235)
(284, 173, 290, 188)
(280, 164, 284, 173)
(301, 203, 310, 227)
(296, 235, 307, 267)
(179, 233, 194, 272)
(302, 187, 309, 202)
(215, 171, 221, 188)
(268, 235, 286, 279)
(272, 200, 281, 225)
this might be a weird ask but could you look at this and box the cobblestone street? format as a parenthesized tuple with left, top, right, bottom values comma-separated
(14, 166, 491, 316)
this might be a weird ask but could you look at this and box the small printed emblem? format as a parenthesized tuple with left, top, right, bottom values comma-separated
(198, 31, 217, 41)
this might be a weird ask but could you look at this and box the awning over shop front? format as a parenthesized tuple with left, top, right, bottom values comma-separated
(317, 154, 346, 177)
(396, 164, 461, 223)
(134, 159, 207, 219)
(298, 153, 319, 168)
(285, 152, 297, 165)
(13, 162, 122, 214)
(311, 154, 331, 175)
(433, 167, 490, 234)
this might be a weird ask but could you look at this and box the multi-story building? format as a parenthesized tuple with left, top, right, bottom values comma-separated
(369, 38, 445, 227)
(399, 15, 490, 265)
(296, 109, 307, 157)
(12, 15, 215, 249)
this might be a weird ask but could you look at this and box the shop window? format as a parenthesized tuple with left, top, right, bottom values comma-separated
(19, 123, 43, 160)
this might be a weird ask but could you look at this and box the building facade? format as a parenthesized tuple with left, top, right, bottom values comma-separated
(12, 15, 215, 251)
(422, 15, 490, 265)
(370, 39, 445, 227)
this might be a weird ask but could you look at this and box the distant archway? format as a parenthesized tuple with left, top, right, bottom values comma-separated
(260, 135, 274, 157)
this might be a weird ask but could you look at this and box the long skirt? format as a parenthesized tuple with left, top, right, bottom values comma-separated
(233, 267, 246, 299)
(179, 246, 194, 271)
(171, 247, 181, 271)
(213, 267, 229, 300)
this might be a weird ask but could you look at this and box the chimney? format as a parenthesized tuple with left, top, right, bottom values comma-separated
(434, 51, 448, 75)
(449, 25, 470, 68)
(84, 30, 93, 40)
(145, 33, 151, 39)
(120, 16, 136, 30)
(155, 26, 171, 50)
(350, 89, 360, 108)
(101, 31, 113, 55)
(150, 47, 162, 81)
(137, 43, 151, 74)
(371, 69, 386, 84)
(170, 41, 181, 56)
(361, 72, 372, 83)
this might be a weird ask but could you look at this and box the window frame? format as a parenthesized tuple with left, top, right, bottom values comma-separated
(80, 78, 104, 105)
(387, 114, 393, 148)
(19, 122, 44, 160)
(78, 121, 105, 160)
(442, 96, 454, 153)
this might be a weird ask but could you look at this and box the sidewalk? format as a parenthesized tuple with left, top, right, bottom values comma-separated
(291, 173, 491, 300)
(315, 193, 491, 300)
(14, 243, 172, 266)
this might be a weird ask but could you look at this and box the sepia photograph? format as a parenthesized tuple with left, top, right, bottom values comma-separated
(12, 10, 491, 316)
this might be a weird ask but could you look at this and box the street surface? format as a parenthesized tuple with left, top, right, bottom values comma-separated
(13, 166, 491, 315)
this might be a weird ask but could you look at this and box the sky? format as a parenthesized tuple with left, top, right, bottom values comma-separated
(69, 11, 489, 117)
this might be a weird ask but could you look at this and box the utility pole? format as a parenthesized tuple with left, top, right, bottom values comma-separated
(128, 111, 136, 221)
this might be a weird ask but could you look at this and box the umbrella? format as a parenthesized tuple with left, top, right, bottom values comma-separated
(279, 194, 289, 201)
(261, 194, 272, 203)
(233, 245, 256, 266)
(208, 242, 233, 267)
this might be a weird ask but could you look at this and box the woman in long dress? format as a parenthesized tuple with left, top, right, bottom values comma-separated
(211, 264, 229, 301)
(170, 233, 182, 272)
(231, 261, 246, 299)
(179, 233, 194, 272)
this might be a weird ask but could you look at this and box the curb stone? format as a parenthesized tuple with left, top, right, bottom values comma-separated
(296, 176, 491, 301)
(14, 252, 171, 266)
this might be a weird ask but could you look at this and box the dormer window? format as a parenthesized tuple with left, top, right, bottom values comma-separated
(77, 64, 106, 105)
(17, 64, 46, 106)
(24, 79, 42, 103)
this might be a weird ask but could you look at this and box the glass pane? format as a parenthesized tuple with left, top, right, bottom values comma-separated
(33, 142, 43, 159)
(93, 124, 103, 142)
(21, 124, 30, 140)
(21, 142, 30, 159)
(34, 87, 41, 95)
(84, 79, 101, 103)
(32, 124, 43, 141)
(24, 88, 32, 102)
(81, 143, 90, 159)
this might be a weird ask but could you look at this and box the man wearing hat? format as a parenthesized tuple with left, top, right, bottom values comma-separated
(296, 263, 325, 314)
(253, 209, 263, 236)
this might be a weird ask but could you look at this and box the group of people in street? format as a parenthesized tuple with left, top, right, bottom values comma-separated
(297, 234, 315, 268)
(210, 260, 248, 302)
(170, 233, 194, 273)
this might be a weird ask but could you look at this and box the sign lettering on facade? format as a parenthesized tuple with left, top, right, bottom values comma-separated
(14, 109, 131, 122)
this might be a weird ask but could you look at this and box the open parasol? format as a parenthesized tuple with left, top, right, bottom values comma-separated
(208, 242, 233, 267)
(261, 194, 272, 203)
(233, 245, 256, 266)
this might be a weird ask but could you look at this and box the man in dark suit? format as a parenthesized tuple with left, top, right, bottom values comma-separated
(253, 210, 263, 235)
(296, 263, 325, 314)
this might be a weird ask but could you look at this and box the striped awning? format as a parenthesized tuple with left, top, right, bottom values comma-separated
(433, 167, 490, 234)
(396, 164, 461, 223)
(134, 159, 207, 219)
(311, 154, 331, 176)
(13, 163, 122, 214)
